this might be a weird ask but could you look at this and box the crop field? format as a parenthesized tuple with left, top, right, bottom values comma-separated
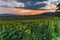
(0, 17, 60, 40)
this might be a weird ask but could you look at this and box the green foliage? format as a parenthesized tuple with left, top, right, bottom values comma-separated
(57, 3, 60, 10)
(0, 20, 60, 40)
(56, 3, 60, 17)
(56, 12, 60, 17)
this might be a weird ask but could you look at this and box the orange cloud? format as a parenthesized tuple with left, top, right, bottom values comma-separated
(0, 7, 56, 15)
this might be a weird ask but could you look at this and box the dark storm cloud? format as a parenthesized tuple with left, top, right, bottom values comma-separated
(15, 0, 48, 9)
(16, 0, 48, 2)
(24, 3, 47, 9)
(0, 0, 58, 9)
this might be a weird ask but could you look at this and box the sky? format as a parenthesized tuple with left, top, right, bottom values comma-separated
(0, 0, 59, 7)
(0, 0, 59, 15)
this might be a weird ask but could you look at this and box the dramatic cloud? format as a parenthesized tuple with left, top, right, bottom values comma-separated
(0, 7, 56, 15)
(16, 0, 48, 2)
(40, 3, 57, 9)
(0, 0, 59, 8)
(0, 0, 58, 15)
(0, 0, 25, 7)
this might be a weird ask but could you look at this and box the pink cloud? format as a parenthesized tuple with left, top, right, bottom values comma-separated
(0, 7, 56, 15)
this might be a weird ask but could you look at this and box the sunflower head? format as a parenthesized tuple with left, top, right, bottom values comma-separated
(20, 26, 25, 30)
(26, 29, 31, 34)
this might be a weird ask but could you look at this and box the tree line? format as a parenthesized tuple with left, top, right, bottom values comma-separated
(56, 3, 60, 17)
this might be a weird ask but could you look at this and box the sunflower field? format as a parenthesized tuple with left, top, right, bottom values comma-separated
(0, 19, 60, 40)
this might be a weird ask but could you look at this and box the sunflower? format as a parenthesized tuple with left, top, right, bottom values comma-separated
(26, 29, 31, 34)
(20, 26, 25, 30)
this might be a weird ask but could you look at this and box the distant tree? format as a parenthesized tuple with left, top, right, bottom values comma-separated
(56, 3, 60, 17)
(57, 3, 60, 10)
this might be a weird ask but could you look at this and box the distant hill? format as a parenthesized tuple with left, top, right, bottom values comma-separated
(0, 14, 17, 16)
(0, 12, 58, 21)
(35, 12, 57, 16)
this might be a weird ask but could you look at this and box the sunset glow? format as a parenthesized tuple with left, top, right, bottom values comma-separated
(0, 7, 56, 15)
